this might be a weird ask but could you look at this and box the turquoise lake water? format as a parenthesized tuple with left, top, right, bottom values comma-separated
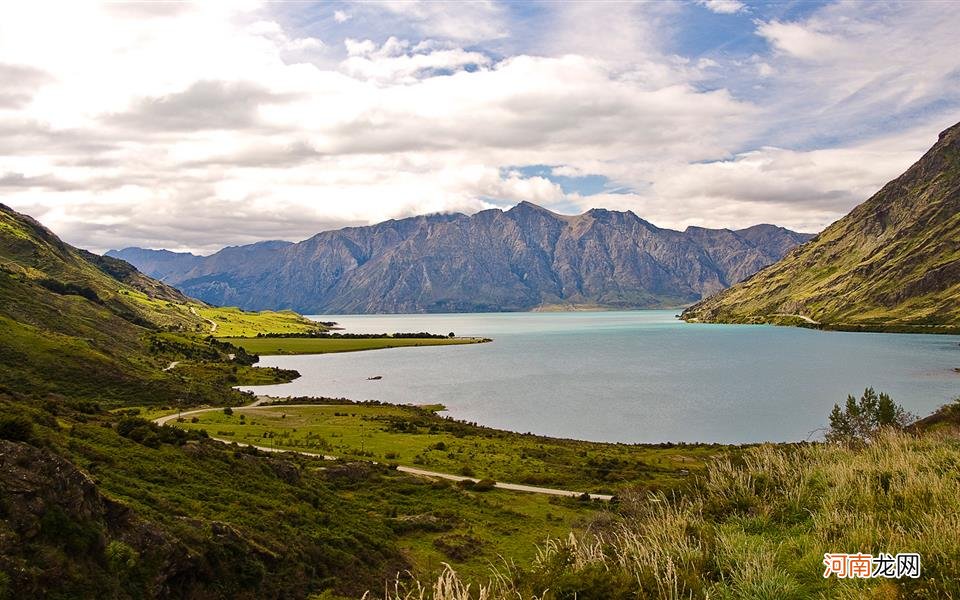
(241, 310, 960, 444)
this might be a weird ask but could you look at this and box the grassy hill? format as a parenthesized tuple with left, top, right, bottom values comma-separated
(682, 121, 960, 332)
(0, 204, 323, 405)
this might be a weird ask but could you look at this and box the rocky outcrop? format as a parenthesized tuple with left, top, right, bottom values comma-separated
(110, 203, 812, 314)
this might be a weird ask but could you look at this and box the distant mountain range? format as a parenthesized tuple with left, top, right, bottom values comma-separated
(682, 120, 960, 331)
(110, 203, 812, 314)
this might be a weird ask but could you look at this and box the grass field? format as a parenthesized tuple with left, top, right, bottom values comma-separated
(193, 305, 324, 337)
(177, 403, 722, 494)
(346, 479, 604, 584)
(392, 429, 960, 599)
(221, 336, 489, 355)
(172, 401, 722, 585)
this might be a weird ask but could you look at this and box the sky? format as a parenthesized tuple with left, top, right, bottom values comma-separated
(1, 1, 959, 254)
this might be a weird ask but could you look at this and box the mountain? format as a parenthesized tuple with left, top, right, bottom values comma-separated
(682, 121, 960, 331)
(110, 204, 813, 314)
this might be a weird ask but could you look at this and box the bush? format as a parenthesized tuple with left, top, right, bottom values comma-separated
(0, 415, 34, 443)
(117, 417, 150, 438)
(105, 540, 139, 573)
(473, 478, 496, 492)
(827, 388, 914, 445)
(223, 406, 234, 416)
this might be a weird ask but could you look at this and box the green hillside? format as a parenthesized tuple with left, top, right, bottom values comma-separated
(682, 121, 960, 331)
(0, 204, 321, 405)
(0, 204, 404, 597)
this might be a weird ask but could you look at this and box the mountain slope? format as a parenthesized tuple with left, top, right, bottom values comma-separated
(0, 204, 320, 402)
(682, 121, 960, 330)
(0, 204, 415, 597)
(110, 203, 812, 314)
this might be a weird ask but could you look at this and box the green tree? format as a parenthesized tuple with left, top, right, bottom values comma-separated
(826, 388, 913, 445)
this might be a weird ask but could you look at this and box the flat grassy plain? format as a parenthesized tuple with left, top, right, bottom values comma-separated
(222, 336, 489, 355)
(178, 403, 722, 494)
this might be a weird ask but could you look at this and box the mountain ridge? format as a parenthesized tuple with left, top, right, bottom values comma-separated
(110, 203, 814, 314)
(681, 120, 960, 330)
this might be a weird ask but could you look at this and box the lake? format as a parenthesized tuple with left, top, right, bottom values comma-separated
(241, 311, 960, 444)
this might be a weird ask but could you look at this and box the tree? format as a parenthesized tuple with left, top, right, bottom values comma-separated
(826, 388, 913, 445)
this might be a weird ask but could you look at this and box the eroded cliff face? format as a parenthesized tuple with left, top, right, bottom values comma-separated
(110, 203, 812, 314)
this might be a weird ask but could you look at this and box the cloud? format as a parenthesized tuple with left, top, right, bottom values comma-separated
(0, 0, 958, 254)
(110, 80, 292, 132)
(367, 0, 508, 43)
(750, 2, 960, 146)
(0, 63, 52, 108)
(333, 10, 350, 24)
(0, 171, 77, 191)
(696, 0, 745, 15)
(340, 37, 491, 83)
(755, 20, 842, 60)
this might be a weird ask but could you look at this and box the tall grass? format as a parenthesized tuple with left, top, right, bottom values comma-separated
(376, 429, 960, 599)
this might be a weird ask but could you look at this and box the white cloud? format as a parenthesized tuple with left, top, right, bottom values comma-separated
(340, 37, 491, 83)
(364, 0, 508, 43)
(333, 10, 350, 24)
(697, 0, 745, 15)
(0, 0, 958, 254)
(755, 20, 842, 60)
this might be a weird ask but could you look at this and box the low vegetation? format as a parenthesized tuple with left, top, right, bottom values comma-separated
(177, 403, 721, 494)
(383, 424, 960, 599)
(222, 336, 489, 356)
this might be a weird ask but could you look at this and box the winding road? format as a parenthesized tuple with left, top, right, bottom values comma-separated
(189, 306, 218, 333)
(154, 399, 613, 501)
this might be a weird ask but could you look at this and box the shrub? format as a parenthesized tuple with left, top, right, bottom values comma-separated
(105, 540, 139, 573)
(827, 388, 914, 445)
(473, 478, 496, 492)
(117, 416, 150, 438)
(0, 415, 34, 443)
(223, 406, 234, 416)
